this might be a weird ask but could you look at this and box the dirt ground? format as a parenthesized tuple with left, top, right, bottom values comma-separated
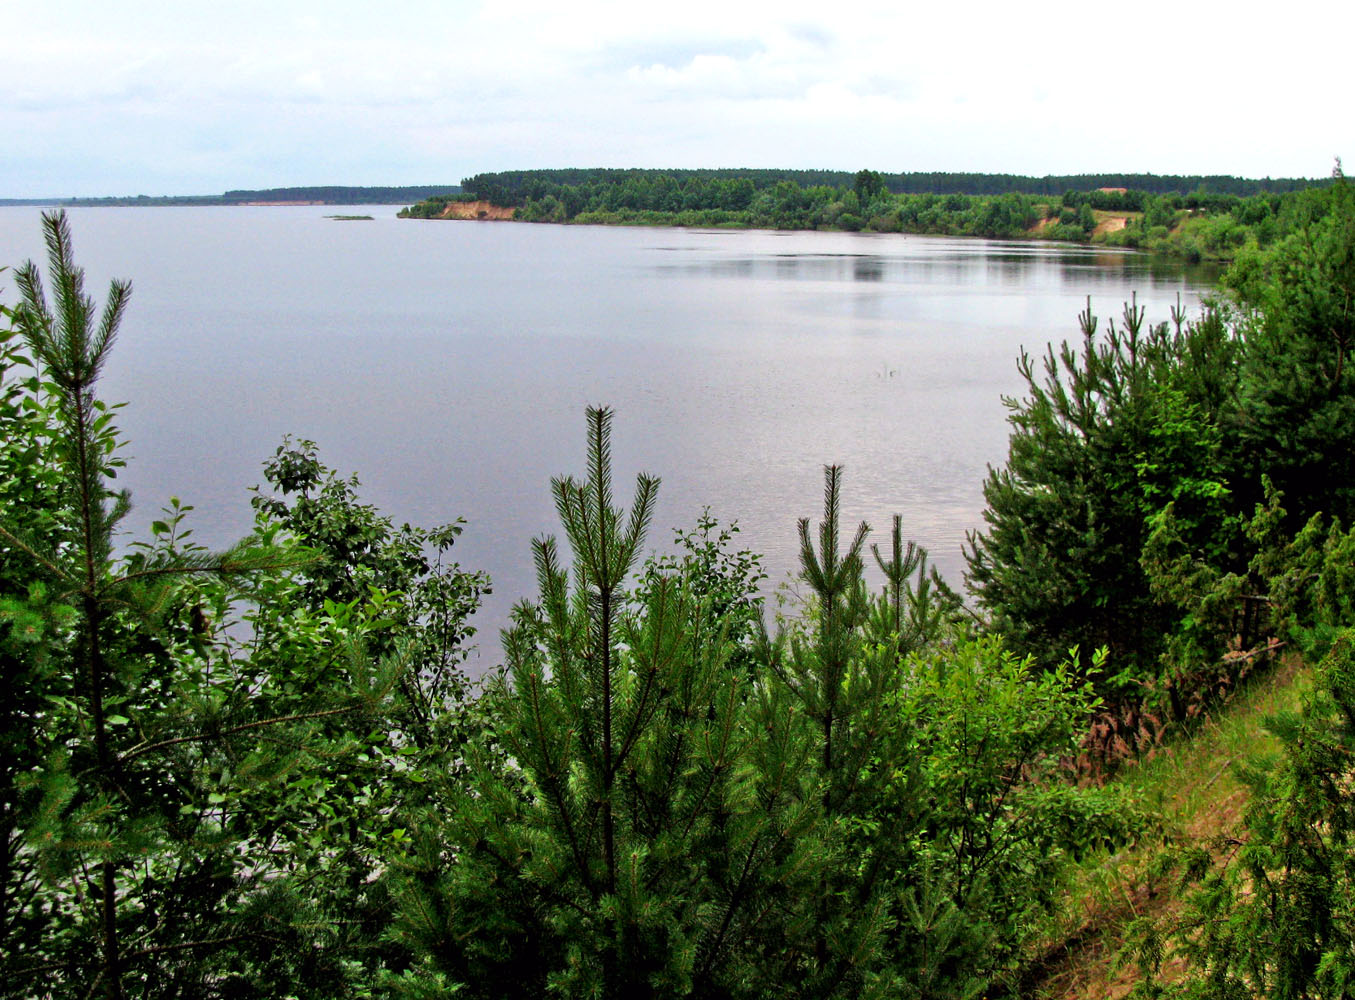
(438, 200, 515, 220)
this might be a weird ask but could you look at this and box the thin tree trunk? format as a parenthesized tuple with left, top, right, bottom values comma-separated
(73, 386, 123, 1000)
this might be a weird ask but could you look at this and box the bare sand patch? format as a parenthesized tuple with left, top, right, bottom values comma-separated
(438, 200, 516, 220)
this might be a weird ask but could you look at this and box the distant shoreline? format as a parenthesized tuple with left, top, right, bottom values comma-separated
(0, 184, 462, 208)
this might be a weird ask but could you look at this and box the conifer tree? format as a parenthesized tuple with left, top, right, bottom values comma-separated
(389, 406, 822, 999)
(1133, 629, 1355, 1000)
(0, 212, 400, 998)
(1229, 164, 1355, 527)
(866, 513, 962, 659)
(0, 278, 78, 997)
(758, 468, 962, 998)
(966, 297, 1241, 697)
(757, 466, 895, 996)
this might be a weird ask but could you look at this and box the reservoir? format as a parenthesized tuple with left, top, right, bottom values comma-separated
(0, 206, 1218, 672)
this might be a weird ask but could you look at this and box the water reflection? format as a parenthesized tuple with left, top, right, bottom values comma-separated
(649, 235, 1207, 292)
(853, 258, 884, 282)
(0, 211, 1222, 674)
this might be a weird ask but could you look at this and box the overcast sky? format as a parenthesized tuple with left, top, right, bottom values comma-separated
(5, 0, 1350, 197)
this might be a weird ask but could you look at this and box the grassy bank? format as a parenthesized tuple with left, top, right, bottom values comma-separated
(1026, 656, 1312, 998)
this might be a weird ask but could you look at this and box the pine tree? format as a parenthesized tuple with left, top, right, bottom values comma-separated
(1133, 629, 1355, 1000)
(757, 466, 896, 996)
(0, 274, 79, 997)
(389, 406, 823, 999)
(758, 468, 971, 998)
(866, 513, 962, 659)
(966, 296, 1241, 698)
(1230, 165, 1355, 527)
(0, 211, 400, 998)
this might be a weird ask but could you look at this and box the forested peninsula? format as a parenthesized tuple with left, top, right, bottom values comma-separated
(400, 167, 1330, 263)
(3, 168, 1355, 999)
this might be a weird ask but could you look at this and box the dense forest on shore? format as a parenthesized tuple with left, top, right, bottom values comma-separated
(2, 167, 1354, 999)
(454, 168, 1321, 202)
(401, 167, 1331, 263)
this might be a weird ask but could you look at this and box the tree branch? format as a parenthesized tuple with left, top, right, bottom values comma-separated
(117, 704, 360, 765)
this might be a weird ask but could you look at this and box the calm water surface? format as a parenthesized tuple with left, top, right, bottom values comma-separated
(0, 206, 1218, 672)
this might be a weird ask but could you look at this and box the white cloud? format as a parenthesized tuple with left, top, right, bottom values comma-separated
(0, 0, 1349, 194)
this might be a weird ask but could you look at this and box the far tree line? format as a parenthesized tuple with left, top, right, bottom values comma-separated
(453, 167, 1323, 205)
(401, 167, 1334, 263)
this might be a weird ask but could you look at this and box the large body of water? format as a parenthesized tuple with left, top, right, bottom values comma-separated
(0, 206, 1217, 671)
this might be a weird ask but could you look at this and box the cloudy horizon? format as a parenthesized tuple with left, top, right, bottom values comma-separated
(6, 0, 1349, 198)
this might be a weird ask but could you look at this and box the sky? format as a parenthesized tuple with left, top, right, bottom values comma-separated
(4, 0, 1350, 197)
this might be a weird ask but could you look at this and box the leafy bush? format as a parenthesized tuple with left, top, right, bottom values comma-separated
(0, 213, 487, 999)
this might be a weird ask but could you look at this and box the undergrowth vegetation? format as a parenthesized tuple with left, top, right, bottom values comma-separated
(1, 165, 1353, 998)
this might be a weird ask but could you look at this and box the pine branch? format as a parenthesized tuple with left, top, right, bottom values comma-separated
(126, 932, 271, 960)
(2, 958, 78, 984)
(620, 473, 659, 577)
(108, 550, 305, 590)
(695, 828, 766, 983)
(478, 832, 596, 919)
(80, 968, 107, 1000)
(521, 666, 595, 898)
(0, 520, 72, 582)
(612, 580, 678, 771)
(116, 704, 361, 765)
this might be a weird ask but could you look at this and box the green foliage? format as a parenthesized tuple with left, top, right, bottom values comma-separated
(756, 466, 903, 998)
(240, 436, 493, 993)
(1229, 167, 1355, 526)
(62, 185, 462, 208)
(404, 169, 1326, 258)
(27, 193, 1355, 997)
(1128, 408, 1355, 999)
(855, 169, 889, 206)
(763, 470, 1137, 998)
(251, 436, 489, 729)
(881, 638, 1139, 996)
(0, 212, 425, 999)
(384, 432, 1134, 1000)
(456, 169, 1322, 210)
(866, 513, 963, 659)
(388, 407, 824, 999)
(0, 277, 82, 997)
(1141, 476, 1355, 685)
(972, 167, 1355, 751)
(966, 296, 1242, 700)
(638, 509, 767, 682)
(1131, 631, 1355, 1000)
